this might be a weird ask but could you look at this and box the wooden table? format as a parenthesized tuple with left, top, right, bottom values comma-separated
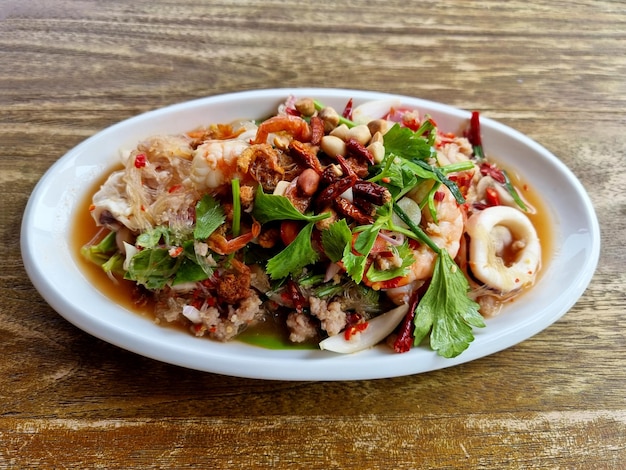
(2, 1, 624, 468)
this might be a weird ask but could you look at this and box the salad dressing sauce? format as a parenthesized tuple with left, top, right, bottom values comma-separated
(72, 171, 153, 317)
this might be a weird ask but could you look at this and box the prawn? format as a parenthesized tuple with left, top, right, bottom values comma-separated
(252, 114, 312, 145)
(190, 139, 251, 190)
(207, 220, 261, 255)
(383, 185, 465, 304)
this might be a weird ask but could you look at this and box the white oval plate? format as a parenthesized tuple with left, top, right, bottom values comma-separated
(21, 88, 600, 380)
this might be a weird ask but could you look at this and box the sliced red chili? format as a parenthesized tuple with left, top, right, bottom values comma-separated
(485, 187, 500, 206)
(134, 153, 147, 168)
(344, 322, 368, 341)
(448, 171, 474, 199)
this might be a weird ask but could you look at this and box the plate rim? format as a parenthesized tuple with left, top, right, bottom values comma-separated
(20, 88, 601, 380)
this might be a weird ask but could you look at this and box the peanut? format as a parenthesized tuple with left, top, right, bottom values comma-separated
(297, 168, 321, 196)
(368, 141, 385, 164)
(346, 124, 372, 146)
(329, 124, 350, 141)
(321, 135, 347, 158)
(318, 107, 340, 132)
(294, 98, 316, 116)
(370, 131, 384, 144)
(367, 119, 392, 136)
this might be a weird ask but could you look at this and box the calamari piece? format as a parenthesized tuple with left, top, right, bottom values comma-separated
(90, 171, 134, 230)
(91, 134, 197, 232)
(465, 205, 541, 293)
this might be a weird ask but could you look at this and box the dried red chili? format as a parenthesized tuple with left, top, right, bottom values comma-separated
(345, 138, 374, 165)
(342, 98, 353, 119)
(315, 174, 358, 208)
(334, 197, 374, 224)
(286, 279, 307, 313)
(479, 162, 506, 184)
(352, 180, 392, 206)
(393, 290, 421, 353)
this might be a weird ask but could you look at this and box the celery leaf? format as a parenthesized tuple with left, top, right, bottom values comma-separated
(194, 195, 225, 240)
(265, 222, 319, 279)
(413, 250, 484, 358)
(365, 241, 415, 282)
(125, 248, 180, 290)
(252, 186, 330, 224)
(383, 124, 434, 161)
(321, 219, 352, 263)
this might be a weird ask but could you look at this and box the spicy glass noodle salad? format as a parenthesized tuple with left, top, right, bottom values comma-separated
(81, 96, 541, 358)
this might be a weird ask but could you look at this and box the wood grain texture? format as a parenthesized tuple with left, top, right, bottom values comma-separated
(1, 0, 625, 468)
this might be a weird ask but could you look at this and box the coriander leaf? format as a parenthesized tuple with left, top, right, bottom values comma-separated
(383, 123, 434, 162)
(194, 195, 225, 239)
(265, 222, 319, 279)
(252, 186, 330, 224)
(125, 247, 180, 290)
(173, 257, 210, 285)
(353, 224, 379, 255)
(365, 241, 415, 282)
(413, 250, 484, 358)
(414, 117, 437, 144)
(136, 226, 171, 249)
(339, 204, 398, 283)
(169, 239, 215, 284)
(179, 239, 217, 278)
(342, 225, 380, 283)
(321, 219, 352, 263)
(374, 157, 420, 199)
(342, 250, 368, 285)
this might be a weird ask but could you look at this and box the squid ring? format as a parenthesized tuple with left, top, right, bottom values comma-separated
(465, 206, 541, 293)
